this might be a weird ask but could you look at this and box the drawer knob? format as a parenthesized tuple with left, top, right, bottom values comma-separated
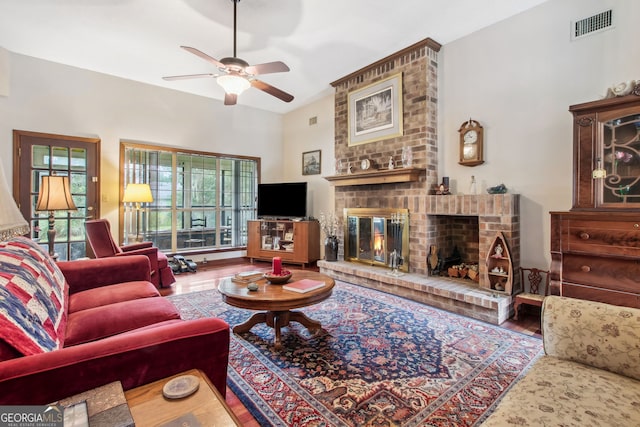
(581, 265, 591, 273)
(635, 223, 639, 229)
(579, 232, 590, 240)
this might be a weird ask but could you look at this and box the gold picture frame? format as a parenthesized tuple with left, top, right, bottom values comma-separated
(348, 73, 403, 146)
(302, 149, 321, 175)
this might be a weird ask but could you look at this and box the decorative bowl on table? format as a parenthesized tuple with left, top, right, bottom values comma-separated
(263, 269, 292, 284)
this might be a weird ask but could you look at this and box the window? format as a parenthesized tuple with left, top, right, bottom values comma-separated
(121, 143, 259, 252)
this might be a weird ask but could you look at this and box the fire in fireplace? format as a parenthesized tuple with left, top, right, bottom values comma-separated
(344, 208, 409, 272)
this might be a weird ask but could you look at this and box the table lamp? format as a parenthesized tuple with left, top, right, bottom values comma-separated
(0, 162, 30, 242)
(35, 173, 77, 259)
(123, 183, 153, 242)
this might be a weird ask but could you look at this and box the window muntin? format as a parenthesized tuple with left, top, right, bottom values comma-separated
(122, 143, 258, 252)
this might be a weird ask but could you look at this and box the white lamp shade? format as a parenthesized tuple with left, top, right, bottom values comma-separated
(217, 74, 251, 95)
(0, 162, 29, 241)
(123, 183, 153, 203)
(36, 175, 77, 211)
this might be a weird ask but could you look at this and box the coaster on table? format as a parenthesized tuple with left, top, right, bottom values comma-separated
(162, 375, 200, 399)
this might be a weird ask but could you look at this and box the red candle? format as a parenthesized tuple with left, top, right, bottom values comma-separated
(272, 257, 282, 275)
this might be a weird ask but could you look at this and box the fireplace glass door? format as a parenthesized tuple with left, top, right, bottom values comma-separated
(344, 208, 408, 271)
(373, 218, 386, 263)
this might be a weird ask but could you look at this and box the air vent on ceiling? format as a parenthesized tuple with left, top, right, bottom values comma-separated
(572, 9, 613, 40)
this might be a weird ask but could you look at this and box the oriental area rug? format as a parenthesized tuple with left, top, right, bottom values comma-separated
(167, 281, 543, 426)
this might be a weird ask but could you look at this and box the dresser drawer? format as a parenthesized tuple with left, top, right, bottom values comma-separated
(562, 254, 640, 293)
(561, 283, 640, 308)
(562, 219, 640, 257)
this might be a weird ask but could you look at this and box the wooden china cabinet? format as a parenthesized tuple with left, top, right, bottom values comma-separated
(550, 85, 640, 307)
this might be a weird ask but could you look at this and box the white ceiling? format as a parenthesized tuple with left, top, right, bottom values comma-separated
(0, 0, 549, 114)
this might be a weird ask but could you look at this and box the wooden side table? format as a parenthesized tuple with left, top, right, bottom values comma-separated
(124, 369, 241, 427)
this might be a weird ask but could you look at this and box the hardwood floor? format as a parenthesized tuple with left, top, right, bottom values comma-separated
(164, 257, 542, 425)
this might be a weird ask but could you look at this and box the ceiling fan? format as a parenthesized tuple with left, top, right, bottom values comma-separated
(162, 0, 294, 106)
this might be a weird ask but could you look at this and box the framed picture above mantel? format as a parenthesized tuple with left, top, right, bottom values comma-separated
(348, 73, 403, 146)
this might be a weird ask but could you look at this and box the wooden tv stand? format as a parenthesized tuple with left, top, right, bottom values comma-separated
(247, 219, 320, 267)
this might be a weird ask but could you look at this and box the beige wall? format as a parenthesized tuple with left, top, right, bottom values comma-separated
(0, 53, 284, 260)
(282, 94, 335, 256)
(0, 47, 8, 96)
(440, 0, 640, 268)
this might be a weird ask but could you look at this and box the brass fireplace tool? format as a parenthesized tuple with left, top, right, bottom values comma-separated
(388, 212, 406, 276)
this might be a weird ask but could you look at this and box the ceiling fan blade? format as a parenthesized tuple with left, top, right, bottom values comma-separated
(251, 80, 294, 103)
(180, 46, 226, 69)
(224, 93, 238, 106)
(251, 79, 294, 103)
(162, 73, 217, 81)
(245, 61, 290, 76)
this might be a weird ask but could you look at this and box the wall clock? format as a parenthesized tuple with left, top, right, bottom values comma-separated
(458, 119, 484, 166)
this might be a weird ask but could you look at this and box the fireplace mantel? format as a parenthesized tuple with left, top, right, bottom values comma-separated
(325, 167, 425, 187)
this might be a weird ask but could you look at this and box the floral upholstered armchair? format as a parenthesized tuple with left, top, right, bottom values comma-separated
(482, 295, 640, 426)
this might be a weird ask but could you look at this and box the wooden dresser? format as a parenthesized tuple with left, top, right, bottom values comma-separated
(550, 211, 640, 307)
(550, 86, 640, 307)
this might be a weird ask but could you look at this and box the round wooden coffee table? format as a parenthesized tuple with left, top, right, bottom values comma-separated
(218, 270, 335, 349)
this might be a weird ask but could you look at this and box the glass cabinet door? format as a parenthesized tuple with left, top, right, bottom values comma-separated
(600, 113, 640, 206)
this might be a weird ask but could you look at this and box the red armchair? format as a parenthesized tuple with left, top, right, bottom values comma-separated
(85, 219, 176, 288)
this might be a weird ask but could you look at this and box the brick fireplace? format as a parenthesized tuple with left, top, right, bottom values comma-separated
(328, 38, 441, 275)
(320, 38, 519, 324)
(320, 194, 520, 324)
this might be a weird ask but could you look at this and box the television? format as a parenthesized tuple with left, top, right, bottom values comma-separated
(257, 182, 307, 219)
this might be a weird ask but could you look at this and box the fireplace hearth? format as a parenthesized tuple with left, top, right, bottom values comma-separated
(324, 195, 520, 324)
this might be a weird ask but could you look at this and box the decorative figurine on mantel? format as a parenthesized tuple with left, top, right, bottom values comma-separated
(388, 156, 395, 170)
(487, 183, 507, 194)
(435, 176, 450, 195)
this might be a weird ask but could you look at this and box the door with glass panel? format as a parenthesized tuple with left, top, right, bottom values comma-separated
(13, 130, 100, 260)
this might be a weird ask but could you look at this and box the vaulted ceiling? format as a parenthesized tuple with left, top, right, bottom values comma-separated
(0, 0, 549, 114)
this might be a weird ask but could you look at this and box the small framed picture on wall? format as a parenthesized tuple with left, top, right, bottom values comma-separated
(302, 150, 321, 175)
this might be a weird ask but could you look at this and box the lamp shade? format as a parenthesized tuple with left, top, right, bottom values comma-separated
(36, 175, 78, 212)
(122, 183, 153, 203)
(0, 162, 29, 241)
(217, 74, 251, 95)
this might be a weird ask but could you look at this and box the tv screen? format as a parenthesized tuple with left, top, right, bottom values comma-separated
(257, 182, 307, 218)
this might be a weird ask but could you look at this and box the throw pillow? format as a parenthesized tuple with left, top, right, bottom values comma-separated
(0, 236, 68, 355)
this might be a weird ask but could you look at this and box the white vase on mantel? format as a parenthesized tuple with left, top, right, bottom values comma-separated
(401, 146, 413, 168)
(469, 175, 477, 195)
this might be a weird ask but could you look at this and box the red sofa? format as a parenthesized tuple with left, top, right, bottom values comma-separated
(0, 237, 229, 404)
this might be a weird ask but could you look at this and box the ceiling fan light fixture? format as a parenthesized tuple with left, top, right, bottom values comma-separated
(217, 74, 250, 95)
(164, 0, 293, 104)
